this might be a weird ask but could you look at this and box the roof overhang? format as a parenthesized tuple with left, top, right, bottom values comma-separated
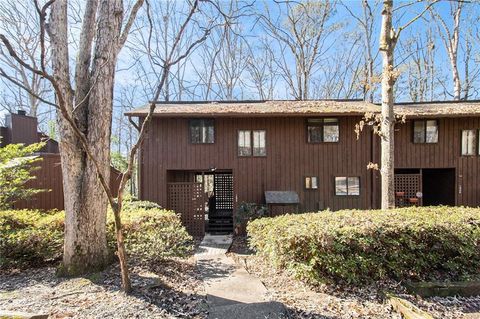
(125, 100, 480, 119)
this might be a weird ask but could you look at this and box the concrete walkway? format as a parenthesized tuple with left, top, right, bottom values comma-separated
(195, 234, 286, 319)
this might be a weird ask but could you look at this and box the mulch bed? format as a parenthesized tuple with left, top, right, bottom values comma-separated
(0, 257, 207, 319)
(229, 235, 480, 319)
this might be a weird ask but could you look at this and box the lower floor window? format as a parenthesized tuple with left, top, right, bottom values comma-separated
(335, 176, 360, 196)
(305, 176, 318, 189)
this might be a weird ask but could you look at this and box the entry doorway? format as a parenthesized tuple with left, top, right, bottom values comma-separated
(196, 172, 234, 234)
(394, 168, 455, 207)
(422, 169, 455, 206)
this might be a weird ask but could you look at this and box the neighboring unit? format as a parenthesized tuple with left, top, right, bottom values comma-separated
(126, 100, 480, 236)
(0, 111, 121, 210)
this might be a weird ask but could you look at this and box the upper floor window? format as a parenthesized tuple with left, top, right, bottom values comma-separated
(307, 118, 339, 143)
(461, 130, 476, 156)
(238, 130, 266, 156)
(335, 176, 360, 196)
(189, 119, 214, 144)
(413, 120, 438, 143)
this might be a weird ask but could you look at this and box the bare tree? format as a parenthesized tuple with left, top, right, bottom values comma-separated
(398, 27, 438, 102)
(378, 0, 438, 209)
(128, 0, 201, 101)
(245, 38, 278, 100)
(313, 34, 364, 99)
(191, 1, 249, 101)
(0, 1, 52, 117)
(429, 2, 463, 100)
(342, 0, 379, 102)
(258, 0, 337, 100)
(0, 0, 144, 288)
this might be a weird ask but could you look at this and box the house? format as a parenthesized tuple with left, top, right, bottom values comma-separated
(0, 110, 121, 210)
(126, 99, 480, 236)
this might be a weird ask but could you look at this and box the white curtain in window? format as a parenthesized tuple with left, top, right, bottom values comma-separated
(462, 130, 475, 155)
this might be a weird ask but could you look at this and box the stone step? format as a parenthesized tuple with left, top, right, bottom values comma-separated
(208, 301, 286, 319)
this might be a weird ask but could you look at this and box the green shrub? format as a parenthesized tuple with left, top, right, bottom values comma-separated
(0, 202, 192, 268)
(0, 209, 64, 268)
(122, 196, 163, 211)
(107, 208, 193, 262)
(247, 206, 480, 285)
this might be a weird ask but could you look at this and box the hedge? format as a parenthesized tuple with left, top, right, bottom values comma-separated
(0, 200, 193, 268)
(247, 206, 480, 285)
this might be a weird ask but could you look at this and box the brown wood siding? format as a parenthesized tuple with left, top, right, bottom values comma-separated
(14, 154, 122, 211)
(394, 118, 480, 207)
(140, 116, 374, 212)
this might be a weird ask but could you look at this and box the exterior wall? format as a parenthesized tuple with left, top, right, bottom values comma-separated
(394, 117, 480, 207)
(140, 116, 480, 212)
(13, 153, 122, 210)
(140, 116, 375, 212)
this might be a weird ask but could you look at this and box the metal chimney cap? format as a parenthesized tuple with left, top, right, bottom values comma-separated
(17, 110, 27, 116)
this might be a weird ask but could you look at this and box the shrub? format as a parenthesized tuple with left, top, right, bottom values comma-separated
(0, 142, 46, 209)
(0, 203, 192, 268)
(247, 206, 480, 285)
(235, 202, 268, 234)
(0, 209, 64, 268)
(107, 207, 193, 262)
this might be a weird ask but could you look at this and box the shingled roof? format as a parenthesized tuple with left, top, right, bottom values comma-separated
(125, 99, 480, 118)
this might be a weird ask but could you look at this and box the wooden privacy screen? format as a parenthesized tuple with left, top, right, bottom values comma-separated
(214, 173, 233, 210)
(167, 182, 205, 237)
(394, 174, 422, 207)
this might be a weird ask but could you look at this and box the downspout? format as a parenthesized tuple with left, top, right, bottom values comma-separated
(370, 125, 377, 209)
(128, 116, 142, 199)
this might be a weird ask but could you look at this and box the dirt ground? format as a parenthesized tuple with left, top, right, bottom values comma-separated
(0, 257, 208, 319)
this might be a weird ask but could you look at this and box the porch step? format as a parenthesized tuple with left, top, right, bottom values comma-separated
(207, 219, 233, 234)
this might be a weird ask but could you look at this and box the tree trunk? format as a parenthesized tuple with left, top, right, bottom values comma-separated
(379, 0, 396, 210)
(50, 0, 123, 275)
(450, 51, 461, 100)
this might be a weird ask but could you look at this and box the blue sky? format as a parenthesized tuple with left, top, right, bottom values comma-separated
(0, 0, 478, 142)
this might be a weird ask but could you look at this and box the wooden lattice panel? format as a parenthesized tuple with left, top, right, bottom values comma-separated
(394, 174, 422, 207)
(214, 173, 233, 210)
(167, 182, 205, 237)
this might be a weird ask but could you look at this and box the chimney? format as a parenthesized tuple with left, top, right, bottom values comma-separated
(7, 111, 39, 145)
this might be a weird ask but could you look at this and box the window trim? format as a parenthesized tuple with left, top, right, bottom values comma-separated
(305, 176, 318, 190)
(412, 119, 438, 144)
(306, 118, 340, 144)
(461, 129, 476, 156)
(189, 118, 215, 144)
(334, 176, 361, 196)
(237, 129, 267, 157)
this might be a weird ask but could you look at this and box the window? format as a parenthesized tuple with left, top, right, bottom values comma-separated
(335, 177, 360, 196)
(307, 118, 339, 143)
(238, 130, 266, 156)
(462, 130, 476, 156)
(238, 130, 251, 156)
(305, 176, 318, 189)
(189, 119, 214, 143)
(253, 130, 266, 156)
(413, 120, 438, 143)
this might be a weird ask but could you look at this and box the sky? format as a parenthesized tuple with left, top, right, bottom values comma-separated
(0, 0, 478, 149)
